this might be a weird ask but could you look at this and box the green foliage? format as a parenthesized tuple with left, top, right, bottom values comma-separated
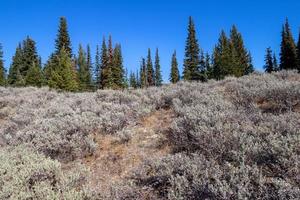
(112, 44, 125, 89)
(183, 16, 201, 81)
(154, 48, 163, 86)
(170, 51, 180, 83)
(146, 48, 154, 86)
(129, 71, 137, 88)
(77, 44, 92, 91)
(25, 62, 44, 87)
(55, 17, 72, 57)
(212, 26, 252, 79)
(280, 19, 298, 70)
(7, 37, 42, 87)
(140, 58, 147, 88)
(48, 48, 79, 91)
(95, 45, 101, 88)
(0, 43, 6, 86)
(264, 47, 276, 73)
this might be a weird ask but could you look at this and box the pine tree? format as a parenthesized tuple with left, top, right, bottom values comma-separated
(170, 51, 180, 83)
(199, 50, 207, 81)
(154, 48, 163, 86)
(264, 47, 274, 73)
(0, 43, 6, 86)
(245, 51, 255, 75)
(25, 62, 43, 87)
(183, 16, 201, 81)
(48, 48, 78, 91)
(77, 44, 91, 90)
(140, 58, 147, 88)
(273, 53, 279, 72)
(99, 38, 109, 89)
(205, 53, 213, 79)
(297, 31, 300, 71)
(212, 30, 231, 80)
(229, 25, 249, 76)
(8, 44, 23, 85)
(129, 71, 137, 88)
(112, 44, 125, 89)
(95, 45, 101, 88)
(146, 48, 154, 86)
(86, 44, 92, 89)
(55, 17, 72, 57)
(280, 19, 297, 70)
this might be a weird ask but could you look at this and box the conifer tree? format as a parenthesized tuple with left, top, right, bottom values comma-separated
(245, 51, 255, 75)
(129, 71, 137, 88)
(229, 25, 249, 76)
(146, 48, 154, 86)
(86, 44, 93, 89)
(55, 17, 72, 57)
(198, 50, 208, 81)
(280, 19, 297, 70)
(183, 16, 201, 81)
(0, 43, 6, 86)
(212, 30, 231, 80)
(112, 44, 125, 89)
(170, 51, 180, 83)
(140, 58, 147, 88)
(154, 48, 163, 86)
(100, 38, 108, 89)
(95, 45, 101, 87)
(48, 48, 78, 91)
(77, 44, 91, 90)
(297, 31, 300, 71)
(8, 44, 23, 85)
(136, 69, 140, 88)
(273, 53, 279, 72)
(264, 47, 275, 73)
(25, 62, 43, 87)
(205, 53, 213, 79)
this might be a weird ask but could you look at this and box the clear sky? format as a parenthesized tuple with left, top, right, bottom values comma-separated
(1, 0, 300, 81)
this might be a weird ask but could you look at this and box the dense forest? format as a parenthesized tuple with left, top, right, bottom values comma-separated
(0, 17, 299, 91)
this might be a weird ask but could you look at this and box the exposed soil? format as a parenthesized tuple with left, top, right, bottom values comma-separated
(82, 109, 175, 192)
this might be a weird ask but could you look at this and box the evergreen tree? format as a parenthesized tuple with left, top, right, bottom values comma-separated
(48, 48, 78, 91)
(154, 48, 163, 86)
(170, 51, 180, 83)
(77, 44, 91, 90)
(55, 17, 72, 57)
(25, 62, 43, 87)
(205, 53, 213, 79)
(8, 44, 23, 85)
(273, 53, 279, 72)
(183, 16, 201, 81)
(212, 31, 232, 80)
(129, 71, 137, 88)
(86, 44, 93, 89)
(140, 58, 147, 88)
(0, 43, 6, 86)
(245, 51, 255, 75)
(146, 48, 154, 86)
(198, 50, 208, 81)
(264, 47, 275, 73)
(95, 45, 101, 87)
(297, 31, 300, 71)
(99, 38, 108, 89)
(136, 69, 140, 88)
(280, 19, 297, 70)
(229, 25, 249, 76)
(112, 44, 125, 89)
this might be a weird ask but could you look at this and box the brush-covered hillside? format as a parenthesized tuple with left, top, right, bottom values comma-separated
(0, 71, 299, 199)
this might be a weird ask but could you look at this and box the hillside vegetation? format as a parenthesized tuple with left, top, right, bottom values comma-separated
(0, 71, 299, 199)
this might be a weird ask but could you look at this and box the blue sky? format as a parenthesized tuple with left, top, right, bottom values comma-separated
(1, 0, 300, 81)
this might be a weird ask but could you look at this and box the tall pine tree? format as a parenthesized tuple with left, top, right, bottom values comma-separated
(95, 45, 101, 88)
(77, 44, 91, 90)
(146, 48, 154, 86)
(183, 16, 201, 81)
(170, 51, 180, 83)
(154, 48, 163, 86)
(55, 17, 72, 57)
(140, 58, 147, 88)
(280, 19, 297, 70)
(264, 47, 275, 73)
(0, 44, 5, 86)
(112, 44, 125, 89)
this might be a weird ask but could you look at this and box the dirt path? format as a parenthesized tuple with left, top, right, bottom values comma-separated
(83, 109, 175, 191)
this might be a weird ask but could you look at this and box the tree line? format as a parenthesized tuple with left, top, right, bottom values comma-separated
(0, 17, 299, 90)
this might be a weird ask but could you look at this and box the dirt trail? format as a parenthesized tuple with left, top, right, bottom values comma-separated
(83, 109, 175, 191)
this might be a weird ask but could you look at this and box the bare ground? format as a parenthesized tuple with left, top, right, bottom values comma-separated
(80, 109, 175, 192)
